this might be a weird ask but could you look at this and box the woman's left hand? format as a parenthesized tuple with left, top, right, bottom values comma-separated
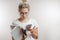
(30, 27, 38, 39)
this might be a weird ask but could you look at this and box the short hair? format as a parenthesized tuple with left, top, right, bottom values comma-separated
(18, 3, 30, 10)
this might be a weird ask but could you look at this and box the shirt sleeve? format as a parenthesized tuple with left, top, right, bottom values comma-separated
(10, 20, 22, 40)
(10, 20, 19, 32)
(33, 19, 39, 29)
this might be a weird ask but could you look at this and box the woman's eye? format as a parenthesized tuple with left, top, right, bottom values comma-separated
(25, 12, 28, 14)
(20, 12, 24, 14)
(20, 12, 28, 15)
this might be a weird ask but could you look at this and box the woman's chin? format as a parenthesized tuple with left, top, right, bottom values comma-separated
(23, 17, 27, 19)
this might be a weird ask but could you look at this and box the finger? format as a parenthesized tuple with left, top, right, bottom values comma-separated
(33, 26, 35, 29)
(33, 26, 38, 30)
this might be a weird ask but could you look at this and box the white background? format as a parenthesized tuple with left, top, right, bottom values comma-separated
(0, 0, 60, 40)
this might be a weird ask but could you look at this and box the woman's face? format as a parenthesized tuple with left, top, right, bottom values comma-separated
(19, 8, 29, 18)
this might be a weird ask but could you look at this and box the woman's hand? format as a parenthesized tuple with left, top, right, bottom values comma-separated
(21, 34, 27, 40)
(30, 27, 38, 39)
(12, 36, 14, 40)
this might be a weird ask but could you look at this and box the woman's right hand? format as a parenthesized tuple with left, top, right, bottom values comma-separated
(12, 36, 14, 40)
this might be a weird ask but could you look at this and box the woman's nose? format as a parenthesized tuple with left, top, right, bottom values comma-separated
(23, 14, 25, 16)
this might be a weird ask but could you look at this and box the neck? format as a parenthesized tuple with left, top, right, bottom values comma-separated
(18, 17, 30, 22)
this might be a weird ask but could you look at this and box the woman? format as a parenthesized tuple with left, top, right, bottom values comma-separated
(10, 3, 39, 40)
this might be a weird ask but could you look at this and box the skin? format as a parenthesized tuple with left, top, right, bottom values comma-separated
(30, 27, 38, 39)
(12, 36, 14, 40)
(12, 8, 38, 40)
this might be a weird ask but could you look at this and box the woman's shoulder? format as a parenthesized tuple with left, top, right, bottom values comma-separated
(30, 18, 37, 22)
(12, 19, 19, 24)
(30, 18, 39, 28)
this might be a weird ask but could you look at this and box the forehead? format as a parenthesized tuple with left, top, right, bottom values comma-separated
(20, 8, 29, 12)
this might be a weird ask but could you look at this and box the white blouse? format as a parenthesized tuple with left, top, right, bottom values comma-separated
(10, 18, 39, 40)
